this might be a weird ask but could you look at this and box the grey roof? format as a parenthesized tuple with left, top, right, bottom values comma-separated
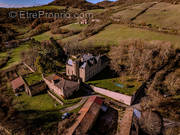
(67, 54, 109, 69)
(80, 54, 99, 69)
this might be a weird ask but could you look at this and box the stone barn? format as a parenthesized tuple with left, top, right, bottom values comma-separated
(43, 74, 80, 99)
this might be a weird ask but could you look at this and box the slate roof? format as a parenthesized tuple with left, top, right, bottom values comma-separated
(67, 54, 108, 69)
(54, 77, 79, 91)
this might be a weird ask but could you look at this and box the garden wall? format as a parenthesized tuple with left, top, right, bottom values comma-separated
(90, 85, 132, 105)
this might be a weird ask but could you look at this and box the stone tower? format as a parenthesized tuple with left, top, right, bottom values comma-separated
(72, 60, 80, 78)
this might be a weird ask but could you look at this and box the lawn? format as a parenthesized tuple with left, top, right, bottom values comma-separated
(81, 24, 180, 47)
(33, 31, 63, 42)
(14, 92, 62, 111)
(0, 43, 30, 70)
(87, 68, 141, 96)
(24, 72, 42, 85)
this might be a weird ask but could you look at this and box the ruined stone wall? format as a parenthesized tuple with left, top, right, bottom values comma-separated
(43, 78, 64, 97)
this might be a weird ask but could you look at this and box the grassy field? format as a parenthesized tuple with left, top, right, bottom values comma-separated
(33, 31, 63, 42)
(81, 24, 180, 47)
(24, 72, 42, 85)
(61, 23, 88, 31)
(112, 2, 155, 20)
(0, 43, 30, 70)
(87, 68, 141, 96)
(133, 2, 180, 30)
(61, 33, 81, 43)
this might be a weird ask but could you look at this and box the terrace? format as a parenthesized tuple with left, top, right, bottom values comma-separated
(87, 67, 142, 96)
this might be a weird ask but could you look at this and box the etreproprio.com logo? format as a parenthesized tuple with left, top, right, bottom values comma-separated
(8, 11, 94, 19)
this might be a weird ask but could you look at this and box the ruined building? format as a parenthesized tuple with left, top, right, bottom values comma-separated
(43, 74, 80, 99)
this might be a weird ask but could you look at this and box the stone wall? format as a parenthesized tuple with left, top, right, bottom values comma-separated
(90, 85, 132, 105)
(119, 107, 134, 135)
(47, 91, 64, 105)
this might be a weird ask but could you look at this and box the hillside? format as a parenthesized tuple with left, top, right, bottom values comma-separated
(48, 0, 101, 10)
(96, 0, 115, 8)
(1, 1, 180, 134)
(116, 0, 180, 4)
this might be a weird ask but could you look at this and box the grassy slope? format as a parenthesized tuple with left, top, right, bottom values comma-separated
(0, 43, 30, 70)
(81, 24, 180, 46)
(61, 23, 88, 31)
(33, 31, 63, 42)
(134, 2, 180, 29)
(61, 33, 80, 42)
(33, 24, 87, 42)
(112, 2, 155, 20)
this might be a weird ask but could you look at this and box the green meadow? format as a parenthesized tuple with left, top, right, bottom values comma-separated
(81, 24, 180, 47)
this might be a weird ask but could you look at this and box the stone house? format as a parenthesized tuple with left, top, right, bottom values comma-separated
(66, 54, 109, 82)
(43, 74, 80, 99)
(67, 96, 103, 135)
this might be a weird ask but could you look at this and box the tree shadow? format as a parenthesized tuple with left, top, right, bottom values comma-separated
(88, 66, 118, 82)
